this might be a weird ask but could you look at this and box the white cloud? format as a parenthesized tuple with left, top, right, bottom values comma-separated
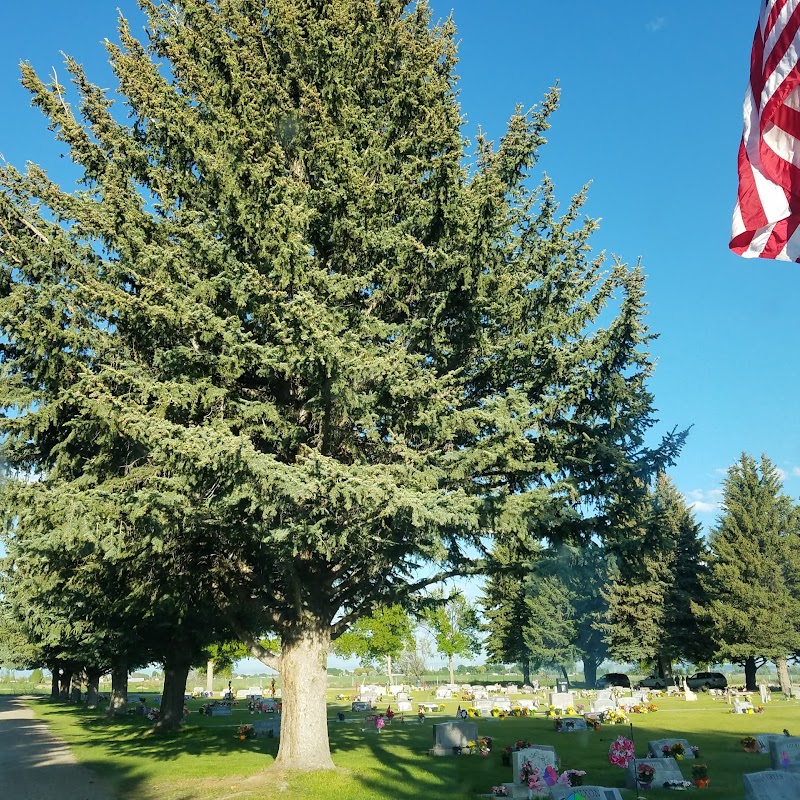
(684, 488, 723, 516)
(791, 466, 800, 477)
(646, 17, 666, 32)
(776, 467, 787, 480)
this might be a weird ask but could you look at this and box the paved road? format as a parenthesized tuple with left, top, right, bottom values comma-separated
(0, 695, 113, 800)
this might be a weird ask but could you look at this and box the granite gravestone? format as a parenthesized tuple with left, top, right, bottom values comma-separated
(548, 691, 575, 709)
(757, 734, 788, 754)
(550, 787, 624, 800)
(624, 757, 683, 789)
(648, 738, 692, 758)
(743, 770, 800, 800)
(431, 721, 478, 755)
(511, 745, 558, 785)
(558, 717, 589, 732)
(769, 737, 800, 771)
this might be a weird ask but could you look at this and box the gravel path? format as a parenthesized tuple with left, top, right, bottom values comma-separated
(0, 695, 113, 800)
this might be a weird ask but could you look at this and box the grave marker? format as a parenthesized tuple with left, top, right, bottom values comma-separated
(548, 691, 575, 709)
(511, 745, 558, 785)
(769, 737, 800, 771)
(558, 717, 589, 732)
(624, 757, 683, 789)
(756, 734, 788, 754)
(550, 787, 624, 800)
(743, 770, 800, 800)
(648, 738, 693, 758)
(430, 721, 478, 756)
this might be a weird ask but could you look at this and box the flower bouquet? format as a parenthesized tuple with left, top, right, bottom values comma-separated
(637, 763, 656, 787)
(561, 769, 586, 786)
(691, 745, 699, 758)
(491, 787, 510, 797)
(237, 724, 254, 740)
(608, 736, 636, 768)
(692, 764, 710, 788)
(520, 760, 547, 797)
(671, 742, 685, 759)
(663, 779, 692, 790)
(741, 736, 759, 752)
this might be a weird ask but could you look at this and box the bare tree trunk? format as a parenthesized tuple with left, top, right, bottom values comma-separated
(583, 657, 599, 689)
(206, 659, 214, 695)
(70, 672, 83, 704)
(448, 654, 455, 686)
(154, 655, 190, 733)
(273, 622, 335, 771)
(106, 664, 128, 717)
(85, 666, 102, 709)
(386, 654, 393, 685)
(59, 668, 72, 700)
(775, 656, 792, 696)
(521, 659, 531, 686)
(744, 656, 758, 691)
(49, 663, 60, 699)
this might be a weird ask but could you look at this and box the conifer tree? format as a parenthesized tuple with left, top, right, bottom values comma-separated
(0, 0, 682, 768)
(701, 454, 800, 690)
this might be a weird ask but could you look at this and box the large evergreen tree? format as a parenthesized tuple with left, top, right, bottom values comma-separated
(701, 454, 800, 690)
(0, 0, 681, 769)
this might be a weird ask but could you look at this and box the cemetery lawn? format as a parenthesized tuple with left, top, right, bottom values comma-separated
(25, 692, 800, 799)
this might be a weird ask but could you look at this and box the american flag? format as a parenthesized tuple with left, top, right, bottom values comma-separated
(731, 0, 800, 261)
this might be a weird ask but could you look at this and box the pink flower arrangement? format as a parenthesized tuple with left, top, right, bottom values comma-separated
(519, 760, 544, 793)
(374, 715, 385, 731)
(608, 736, 636, 768)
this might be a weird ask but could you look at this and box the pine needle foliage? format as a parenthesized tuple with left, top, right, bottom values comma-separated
(0, 0, 682, 767)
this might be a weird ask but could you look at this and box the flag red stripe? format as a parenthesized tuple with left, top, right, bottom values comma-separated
(730, 0, 800, 261)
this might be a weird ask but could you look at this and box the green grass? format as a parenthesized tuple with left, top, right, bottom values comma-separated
(24, 691, 800, 799)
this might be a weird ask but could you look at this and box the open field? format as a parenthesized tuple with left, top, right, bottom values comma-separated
(21, 690, 800, 800)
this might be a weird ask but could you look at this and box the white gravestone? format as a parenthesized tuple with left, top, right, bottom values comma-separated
(648, 738, 693, 758)
(490, 695, 512, 711)
(550, 787, 624, 800)
(735, 699, 756, 713)
(396, 701, 412, 712)
(548, 691, 575, 709)
(757, 734, 788, 754)
(769, 737, 800, 771)
(744, 770, 800, 800)
(590, 698, 616, 714)
(435, 687, 452, 700)
(431, 721, 478, 756)
(625, 757, 683, 789)
(511, 746, 559, 786)
(474, 698, 494, 714)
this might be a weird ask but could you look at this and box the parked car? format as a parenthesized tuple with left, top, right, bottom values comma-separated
(636, 675, 668, 690)
(595, 673, 631, 689)
(686, 671, 727, 691)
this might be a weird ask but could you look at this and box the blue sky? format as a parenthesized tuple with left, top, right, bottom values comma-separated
(1, 2, 797, 672)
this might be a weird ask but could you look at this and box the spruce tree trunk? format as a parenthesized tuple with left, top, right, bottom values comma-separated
(583, 657, 598, 689)
(59, 668, 72, 700)
(448, 654, 455, 686)
(85, 666, 102, 709)
(206, 659, 214, 696)
(744, 656, 758, 691)
(50, 664, 60, 699)
(70, 672, 83, 704)
(273, 623, 335, 771)
(154, 656, 190, 732)
(521, 660, 531, 686)
(107, 664, 128, 717)
(775, 656, 792, 697)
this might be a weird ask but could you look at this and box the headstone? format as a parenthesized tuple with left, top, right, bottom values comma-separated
(625, 757, 683, 789)
(648, 738, 693, 758)
(511, 746, 559, 785)
(743, 770, 800, 800)
(430, 721, 478, 756)
(261, 697, 278, 711)
(253, 719, 280, 738)
(591, 698, 615, 714)
(757, 734, 788, 754)
(516, 699, 535, 710)
(490, 695, 512, 711)
(558, 717, 589, 732)
(630, 690, 649, 704)
(435, 687, 453, 700)
(735, 700, 756, 713)
(475, 698, 494, 715)
(351, 701, 371, 712)
(550, 787, 624, 800)
(769, 737, 800, 771)
(388, 684, 403, 695)
(397, 691, 410, 702)
(683, 686, 698, 702)
(473, 688, 489, 700)
(209, 705, 232, 716)
(236, 689, 250, 699)
(396, 700, 412, 712)
(548, 691, 575, 709)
